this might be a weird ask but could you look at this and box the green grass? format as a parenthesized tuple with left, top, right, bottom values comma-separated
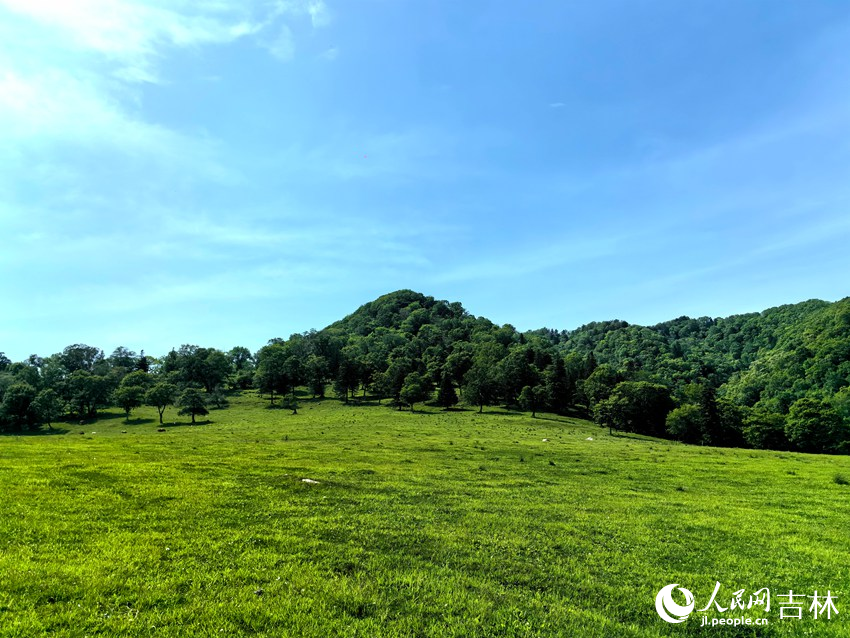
(1, 392, 849, 636)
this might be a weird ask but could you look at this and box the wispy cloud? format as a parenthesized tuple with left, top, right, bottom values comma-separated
(0, 0, 265, 84)
(433, 235, 627, 284)
(264, 24, 296, 61)
(307, 1, 332, 28)
(269, 0, 332, 29)
(0, 0, 325, 174)
(0, 0, 332, 211)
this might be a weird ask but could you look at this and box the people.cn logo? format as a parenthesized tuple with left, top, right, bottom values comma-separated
(655, 584, 696, 623)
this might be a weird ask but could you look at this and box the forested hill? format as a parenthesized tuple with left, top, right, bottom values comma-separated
(2, 289, 850, 454)
(314, 289, 850, 453)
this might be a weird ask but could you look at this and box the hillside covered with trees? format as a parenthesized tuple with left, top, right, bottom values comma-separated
(2, 290, 850, 454)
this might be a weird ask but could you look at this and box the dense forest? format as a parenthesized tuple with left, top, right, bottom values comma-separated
(2, 290, 849, 454)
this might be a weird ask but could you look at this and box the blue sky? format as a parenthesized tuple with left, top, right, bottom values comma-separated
(2, 0, 850, 361)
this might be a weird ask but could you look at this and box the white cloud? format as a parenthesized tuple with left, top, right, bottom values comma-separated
(271, 0, 332, 28)
(321, 46, 339, 61)
(308, 1, 332, 28)
(434, 235, 626, 284)
(265, 24, 296, 61)
(0, 0, 325, 187)
(0, 0, 265, 84)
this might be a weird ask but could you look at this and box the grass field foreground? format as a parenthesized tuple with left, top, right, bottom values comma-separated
(1, 392, 849, 637)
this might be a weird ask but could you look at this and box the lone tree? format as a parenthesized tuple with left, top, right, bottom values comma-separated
(178, 388, 209, 424)
(145, 382, 178, 424)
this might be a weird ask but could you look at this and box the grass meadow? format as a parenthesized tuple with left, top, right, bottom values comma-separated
(1, 392, 849, 637)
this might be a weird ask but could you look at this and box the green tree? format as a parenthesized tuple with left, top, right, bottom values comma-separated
(145, 382, 178, 424)
(436, 373, 458, 409)
(463, 365, 496, 413)
(334, 354, 360, 403)
(785, 398, 849, 454)
(114, 385, 145, 421)
(665, 404, 704, 444)
(593, 381, 673, 436)
(30, 388, 63, 430)
(545, 357, 571, 414)
(136, 351, 150, 373)
(742, 409, 788, 450)
(209, 386, 230, 410)
(579, 364, 621, 409)
(518, 384, 545, 418)
(67, 370, 112, 418)
(306, 354, 329, 398)
(832, 387, 850, 422)
(283, 355, 304, 414)
(113, 370, 153, 421)
(228, 346, 255, 372)
(108, 346, 138, 371)
(400, 372, 430, 412)
(383, 357, 414, 408)
(254, 345, 290, 406)
(497, 348, 535, 405)
(59, 344, 105, 373)
(444, 343, 473, 388)
(178, 388, 209, 424)
(0, 382, 38, 432)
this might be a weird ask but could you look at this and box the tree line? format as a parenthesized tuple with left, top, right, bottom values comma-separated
(2, 290, 850, 454)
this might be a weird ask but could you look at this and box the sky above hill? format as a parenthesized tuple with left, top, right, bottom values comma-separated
(2, 0, 850, 361)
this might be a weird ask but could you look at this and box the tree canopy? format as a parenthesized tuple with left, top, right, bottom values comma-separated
(3, 290, 850, 454)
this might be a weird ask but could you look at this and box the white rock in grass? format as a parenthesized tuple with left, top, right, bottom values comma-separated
(586, 437, 594, 441)
(301, 478, 320, 484)
(542, 438, 549, 442)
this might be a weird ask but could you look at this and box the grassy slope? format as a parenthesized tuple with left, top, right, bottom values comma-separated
(1, 393, 848, 637)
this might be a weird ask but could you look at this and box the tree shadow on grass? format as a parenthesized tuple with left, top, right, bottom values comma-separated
(157, 419, 213, 428)
(120, 417, 157, 426)
(0, 426, 70, 437)
(533, 414, 589, 426)
(81, 411, 128, 422)
(347, 399, 386, 408)
(607, 431, 660, 442)
(472, 409, 522, 417)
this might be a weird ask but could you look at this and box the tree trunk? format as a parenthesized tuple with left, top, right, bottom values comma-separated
(191, 412, 196, 424)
